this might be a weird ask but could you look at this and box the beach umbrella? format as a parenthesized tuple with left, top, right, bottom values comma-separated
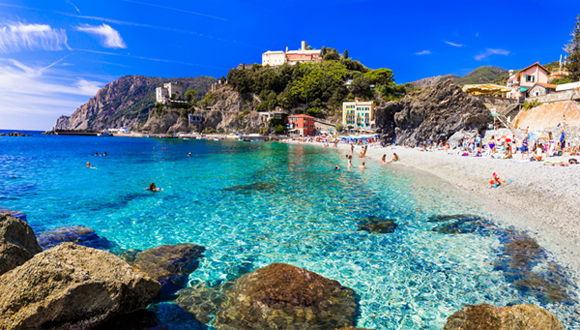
(498, 135, 512, 143)
(528, 132, 540, 140)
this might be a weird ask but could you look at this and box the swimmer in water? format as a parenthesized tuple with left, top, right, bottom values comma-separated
(86, 162, 95, 169)
(347, 155, 353, 168)
(94, 152, 99, 156)
(335, 165, 340, 170)
(162, 147, 166, 150)
(146, 182, 163, 192)
(104, 152, 107, 156)
(387, 153, 399, 164)
(382, 154, 386, 164)
(359, 162, 366, 170)
(188, 152, 191, 157)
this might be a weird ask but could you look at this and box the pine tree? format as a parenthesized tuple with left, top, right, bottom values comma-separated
(564, 15, 580, 82)
(343, 49, 349, 59)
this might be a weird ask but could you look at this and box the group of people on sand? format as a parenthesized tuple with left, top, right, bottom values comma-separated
(336, 144, 399, 170)
(408, 123, 578, 165)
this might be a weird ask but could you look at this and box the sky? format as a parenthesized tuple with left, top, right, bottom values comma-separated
(1, 0, 579, 130)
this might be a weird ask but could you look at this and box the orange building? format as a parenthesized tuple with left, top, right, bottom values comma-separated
(288, 114, 315, 136)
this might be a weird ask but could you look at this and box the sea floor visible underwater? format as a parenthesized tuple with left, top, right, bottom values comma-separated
(1, 131, 579, 329)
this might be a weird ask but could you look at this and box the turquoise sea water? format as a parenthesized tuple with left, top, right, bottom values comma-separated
(1, 130, 579, 329)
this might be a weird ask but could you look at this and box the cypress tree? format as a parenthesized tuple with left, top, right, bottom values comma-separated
(343, 49, 349, 59)
(565, 15, 580, 81)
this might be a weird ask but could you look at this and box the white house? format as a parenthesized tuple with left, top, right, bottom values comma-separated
(156, 82, 185, 103)
(262, 51, 286, 67)
(261, 41, 322, 67)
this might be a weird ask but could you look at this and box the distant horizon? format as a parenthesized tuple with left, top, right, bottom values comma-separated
(1, 0, 579, 130)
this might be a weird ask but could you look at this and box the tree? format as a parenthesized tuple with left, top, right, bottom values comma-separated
(343, 49, 349, 59)
(220, 76, 226, 84)
(321, 46, 327, 56)
(335, 123, 344, 132)
(323, 50, 340, 61)
(185, 89, 198, 102)
(565, 15, 580, 81)
(274, 125, 285, 134)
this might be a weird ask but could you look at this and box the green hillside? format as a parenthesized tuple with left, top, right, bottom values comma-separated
(453, 66, 508, 85)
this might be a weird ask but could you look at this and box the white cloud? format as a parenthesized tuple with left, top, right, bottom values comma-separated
(0, 58, 105, 129)
(75, 24, 127, 49)
(415, 50, 431, 55)
(445, 41, 464, 47)
(475, 48, 510, 61)
(66, 0, 81, 14)
(0, 23, 70, 53)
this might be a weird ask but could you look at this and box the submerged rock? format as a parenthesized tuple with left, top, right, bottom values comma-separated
(359, 217, 398, 234)
(178, 263, 357, 329)
(429, 214, 490, 234)
(0, 213, 42, 276)
(37, 225, 117, 250)
(443, 303, 564, 330)
(223, 182, 277, 192)
(214, 263, 357, 329)
(130, 244, 206, 300)
(336, 328, 376, 330)
(0, 243, 161, 329)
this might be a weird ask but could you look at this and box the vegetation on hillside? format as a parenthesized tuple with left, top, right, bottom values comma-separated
(565, 15, 580, 82)
(453, 66, 507, 85)
(99, 76, 216, 127)
(226, 49, 406, 118)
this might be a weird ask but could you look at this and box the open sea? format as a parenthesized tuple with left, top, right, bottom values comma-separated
(1, 130, 579, 329)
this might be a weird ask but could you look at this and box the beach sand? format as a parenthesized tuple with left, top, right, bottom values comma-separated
(296, 141, 580, 279)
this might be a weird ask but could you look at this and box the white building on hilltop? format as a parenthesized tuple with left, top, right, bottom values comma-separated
(261, 41, 322, 67)
(156, 82, 185, 104)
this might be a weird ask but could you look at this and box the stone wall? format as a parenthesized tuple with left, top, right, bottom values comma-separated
(472, 95, 517, 113)
(527, 90, 576, 104)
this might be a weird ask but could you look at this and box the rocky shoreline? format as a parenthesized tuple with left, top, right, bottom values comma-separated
(0, 211, 570, 329)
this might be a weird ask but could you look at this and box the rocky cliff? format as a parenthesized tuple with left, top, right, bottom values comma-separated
(140, 87, 273, 134)
(54, 75, 216, 130)
(376, 80, 491, 145)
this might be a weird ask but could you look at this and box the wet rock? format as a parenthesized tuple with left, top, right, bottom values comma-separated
(359, 217, 398, 234)
(176, 281, 227, 324)
(0, 208, 27, 222)
(429, 214, 490, 234)
(210, 263, 357, 329)
(444, 303, 564, 330)
(336, 328, 376, 330)
(94, 310, 166, 330)
(514, 273, 569, 304)
(0, 213, 42, 276)
(130, 244, 206, 300)
(0, 243, 160, 330)
(37, 225, 117, 250)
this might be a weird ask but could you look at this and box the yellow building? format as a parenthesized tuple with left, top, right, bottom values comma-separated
(342, 100, 375, 130)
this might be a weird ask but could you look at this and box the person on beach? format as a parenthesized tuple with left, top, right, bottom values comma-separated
(351, 144, 354, 155)
(387, 153, 399, 164)
(429, 135, 434, 151)
(146, 183, 163, 192)
(531, 145, 544, 162)
(359, 162, 366, 169)
(382, 154, 387, 164)
(488, 135, 497, 157)
(521, 134, 529, 160)
(560, 129, 566, 151)
(489, 173, 501, 188)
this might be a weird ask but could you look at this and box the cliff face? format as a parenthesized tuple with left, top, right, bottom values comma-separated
(53, 75, 216, 130)
(140, 87, 271, 135)
(376, 80, 491, 145)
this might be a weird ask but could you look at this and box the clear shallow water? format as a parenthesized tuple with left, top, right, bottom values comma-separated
(1, 131, 579, 329)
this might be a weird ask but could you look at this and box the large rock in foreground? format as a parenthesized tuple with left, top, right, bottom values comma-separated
(0, 213, 42, 276)
(0, 243, 161, 330)
(212, 263, 357, 329)
(128, 244, 206, 300)
(37, 226, 116, 251)
(444, 303, 564, 330)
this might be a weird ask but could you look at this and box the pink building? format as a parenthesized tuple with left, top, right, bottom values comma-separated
(507, 62, 551, 97)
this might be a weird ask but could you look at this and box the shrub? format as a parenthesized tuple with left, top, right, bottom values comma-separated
(335, 123, 344, 132)
(243, 109, 250, 115)
(238, 114, 245, 121)
(274, 125, 285, 134)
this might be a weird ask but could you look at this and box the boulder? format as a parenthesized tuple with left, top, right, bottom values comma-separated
(359, 217, 398, 234)
(0, 243, 161, 330)
(374, 101, 401, 145)
(336, 328, 375, 330)
(443, 303, 564, 330)
(129, 244, 206, 300)
(210, 263, 357, 329)
(37, 226, 116, 251)
(377, 79, 490, 146)
(0, 213, 42, 276)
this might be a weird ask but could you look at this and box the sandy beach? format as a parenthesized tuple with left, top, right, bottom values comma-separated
(296, 141, 580, 278)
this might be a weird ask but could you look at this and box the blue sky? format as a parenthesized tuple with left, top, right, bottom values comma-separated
(1, 0, 579, 130)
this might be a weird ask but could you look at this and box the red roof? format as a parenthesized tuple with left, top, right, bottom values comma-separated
(291, 114, 315, 119)
(530, 82, 557, 89)
(519, 62, 551, 75)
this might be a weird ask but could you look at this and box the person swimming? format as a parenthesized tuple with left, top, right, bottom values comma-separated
(146, 182, 163, 192)
(347, 155, 353, 168)
(359, 162, 366, 169)
(104, 152, 107, 156)
(335, 165, 340, 170)
(188, 152, 192, 157)
(94, 152, 99, 156)
(86, 162, 95, 169)
(162, 147, 166, 150)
